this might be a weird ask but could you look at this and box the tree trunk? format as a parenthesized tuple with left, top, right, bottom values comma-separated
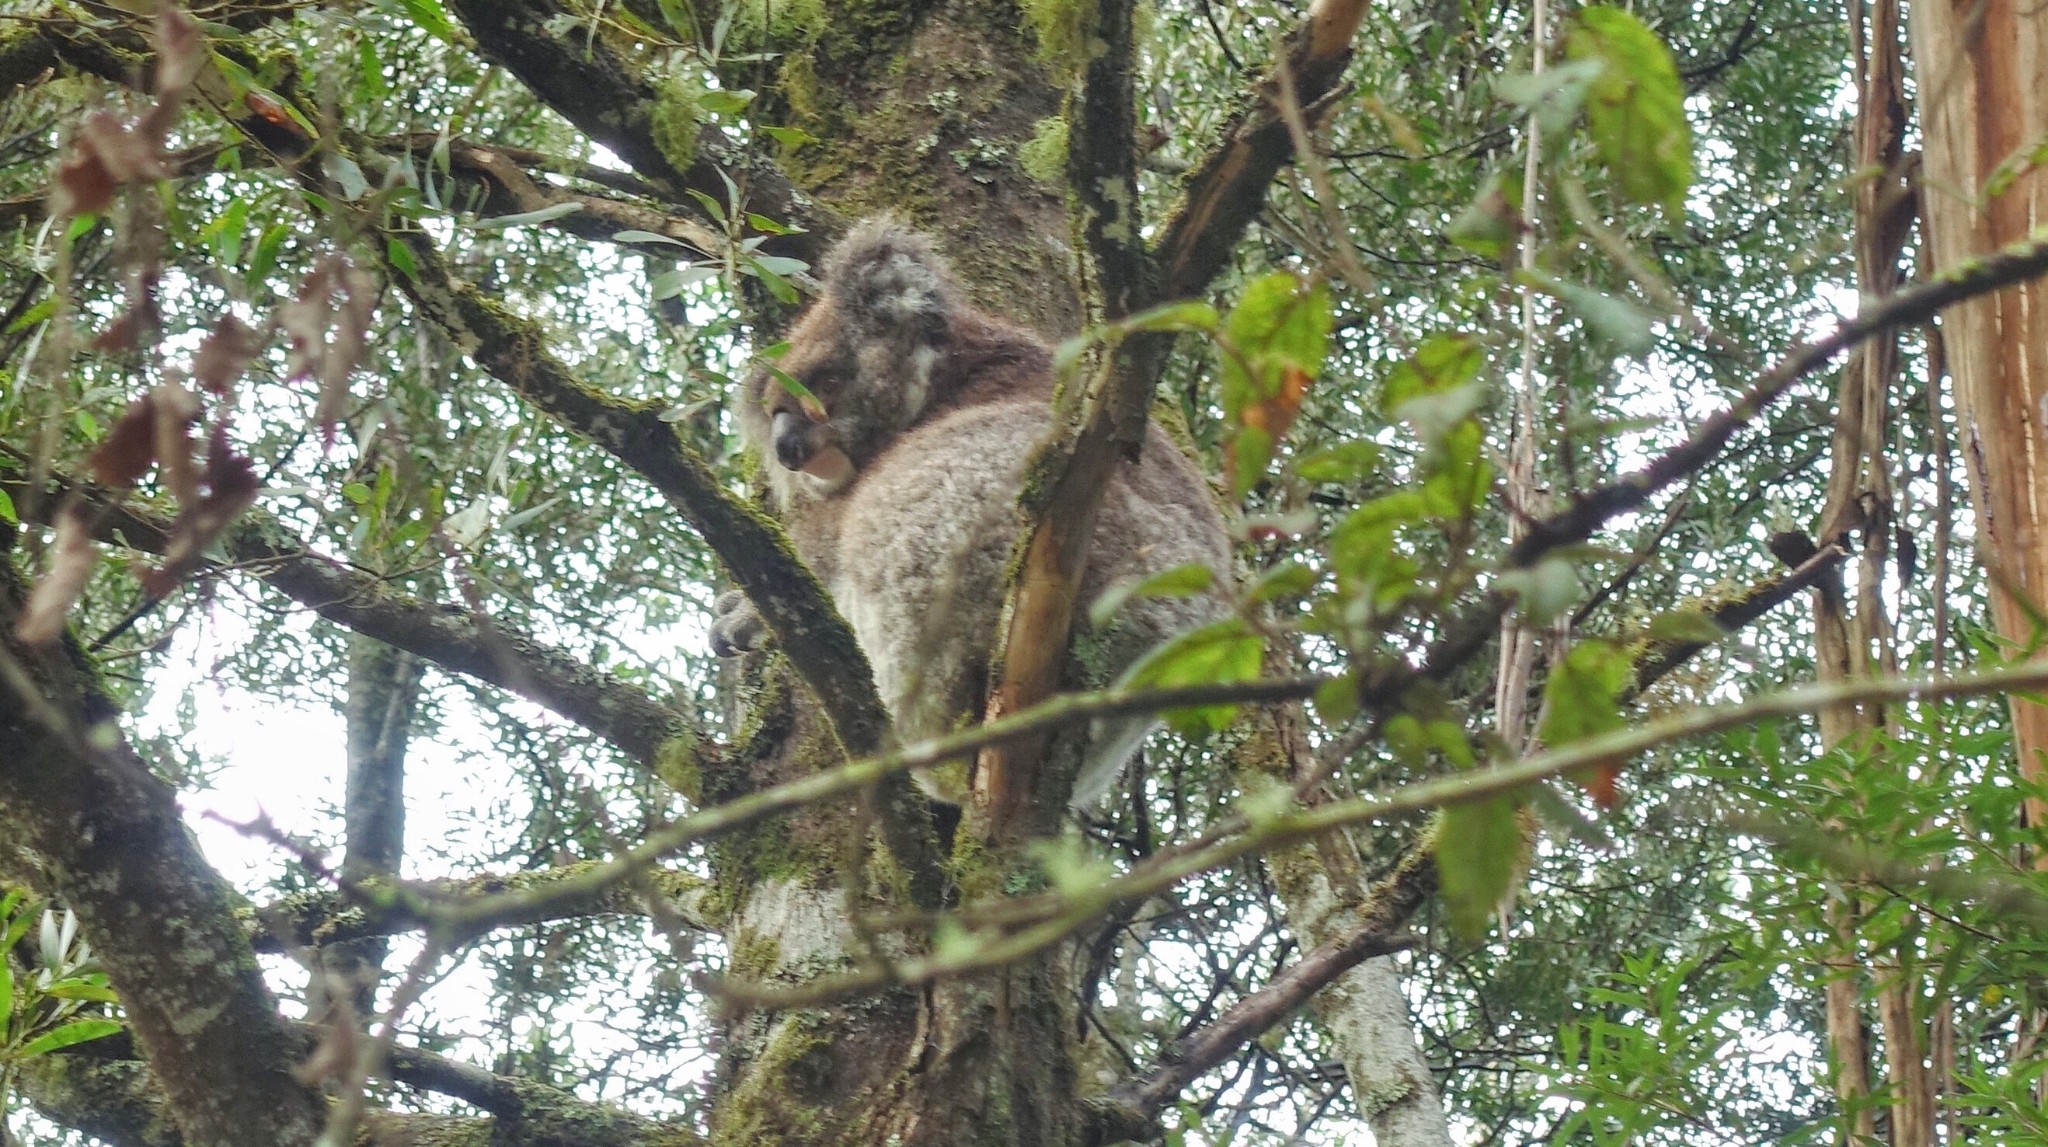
(1911, 0, 2048, 837)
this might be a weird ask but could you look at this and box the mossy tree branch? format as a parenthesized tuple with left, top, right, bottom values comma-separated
(0, 563, 326, 1147)
(444, 0, 832, 261)
(0, 467, 706, 772)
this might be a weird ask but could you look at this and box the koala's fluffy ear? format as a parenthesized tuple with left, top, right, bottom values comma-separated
(823, 216, 958, 347)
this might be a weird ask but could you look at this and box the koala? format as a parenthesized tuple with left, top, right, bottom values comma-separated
(714, 217, 1232, 806)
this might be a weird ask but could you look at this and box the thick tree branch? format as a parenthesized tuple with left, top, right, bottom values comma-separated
(978, 0, 1371, 830)
(1631, 541, 1851, 694)
(23, 1030, 699, 1147)
(0, 563, 324, 1147)
(368, 221, 945, 906)
(444, 0, 830, 260)
(0, 468, 704, 770)
(250, 863, 716, 953)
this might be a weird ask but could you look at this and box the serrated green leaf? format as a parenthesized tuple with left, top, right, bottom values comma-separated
(1120, 619, 1265, 735)
(1538, 639, 1633, 746)
(1437, 795, 1524, 939)
(1566, 6, 1694, 216)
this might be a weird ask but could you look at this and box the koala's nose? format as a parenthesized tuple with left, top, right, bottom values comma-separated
(771, 409, 813, 471)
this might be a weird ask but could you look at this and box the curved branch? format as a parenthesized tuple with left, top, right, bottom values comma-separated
(444, 0, 830, 258)
(0, 563, 325, 1145)
(0, 469, 704, 770)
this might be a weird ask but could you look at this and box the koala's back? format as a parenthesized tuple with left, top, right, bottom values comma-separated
(830, 399, 1231, 745)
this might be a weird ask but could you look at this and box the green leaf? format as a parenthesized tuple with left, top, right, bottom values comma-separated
(612, 229, 691, 247)
(1524, 272, 1655, 354)
(247, 223, 288, 285)
(1120, 299, 1220, 335)
(41, 979, 120, 1004)
(698, 88, 757, 116)
(0, 949, 13, 1024)
(1088, 563, 1217, 630)
(749, 254, 810, 277)
(1119, 619, 1265, 735)
(1446, 167, 1522, 260)
(1437, 795, 1524, 939)
(384, 237, 418, 282)
(1645, 609, 1726, 644)
(1495, 557, 1580, 626)
(0, 486, 15, 526)
(1220, 273, 1332, 408)
(394, 0, 459, 44)
(1494, 57, 1605, 136)
(1538, 639, 1633, 746)
(18, 1018, 122, 1059)
(1313, 673, 1360, 724)
(341, 482, 373, 505)
(1381, 334, 1483, 415)
(472, 202, 583, 230)
(761, 126, 819, 149)
(1246, 561, 1316, 605)
(1294, 440, 1380, 483)
(1566, 6, 1694, 216)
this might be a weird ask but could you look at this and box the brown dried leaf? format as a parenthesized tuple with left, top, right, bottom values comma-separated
(191, 314, 259, 396)
(90, 394, 164, 488)
(15, 509, 98, 645)
(142, 428, 259, 597)
(150, 382, 202, 503)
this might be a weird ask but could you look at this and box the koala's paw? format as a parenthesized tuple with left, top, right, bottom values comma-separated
(710, 590, 767, 657)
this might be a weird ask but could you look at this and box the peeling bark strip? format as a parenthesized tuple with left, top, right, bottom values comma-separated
(1912, 0, 2048, 837)
(0, 565, 324, 1147)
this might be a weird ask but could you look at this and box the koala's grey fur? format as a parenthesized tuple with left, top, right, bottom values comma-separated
(717, 217, 1231, 804)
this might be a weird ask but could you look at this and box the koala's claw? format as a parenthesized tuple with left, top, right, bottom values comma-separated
(710, 590, 766, 657)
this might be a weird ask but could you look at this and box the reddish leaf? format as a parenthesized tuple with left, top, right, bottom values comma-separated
(91, 395, 164, 488)
(149, 383, 202, 503)
(1576, 762, 1623, 810)
(14, 509, 97, 645)
(141, 429, 259, 597)
(191, 315, 259, 396)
